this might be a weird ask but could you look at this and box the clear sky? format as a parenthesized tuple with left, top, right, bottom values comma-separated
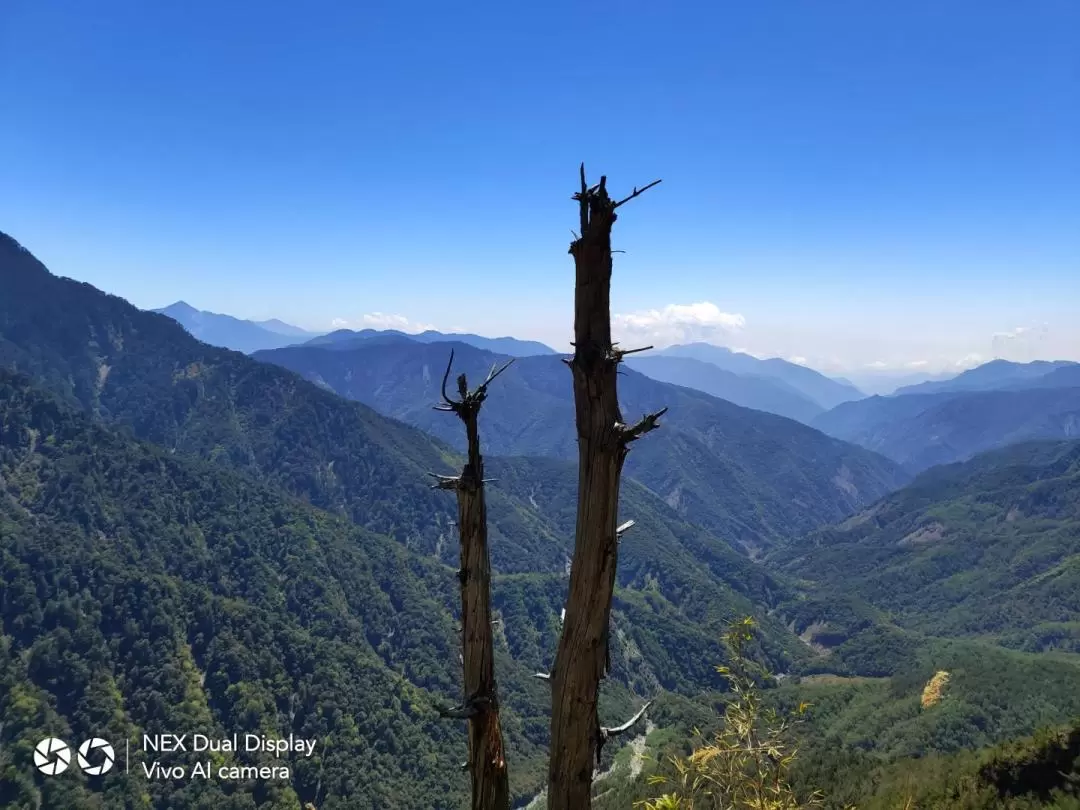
(2, 0, 1078, 373)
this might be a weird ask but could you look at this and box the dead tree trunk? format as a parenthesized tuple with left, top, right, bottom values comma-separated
(432, 352, 514, 810)
(547, 166, 665, 809)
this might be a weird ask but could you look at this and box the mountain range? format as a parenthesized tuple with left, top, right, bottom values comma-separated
(151, 305, 868, 425)
(649, 343, 865, 410)
(306, 327, 557, 357)
(4, 228, 1080, 809)
(251, 337, 907, 555)
(893, 358, 1078, 396)
(812, 360, 1080, 472)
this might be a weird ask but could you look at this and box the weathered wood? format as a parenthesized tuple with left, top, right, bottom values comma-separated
(435, 352, 511, 810)
(547, 166, 662, 809)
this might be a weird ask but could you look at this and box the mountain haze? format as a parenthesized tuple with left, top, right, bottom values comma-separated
(813, 386, 1080, 473)
(894, 359, 1078, 397)
(153, 301, 322, 353)
(624, 355, 824, 423)
(653, 342, 864, 410)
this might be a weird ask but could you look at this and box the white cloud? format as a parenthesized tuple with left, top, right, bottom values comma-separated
(992, 323, 1049, 361)
(993, 326, 1031, 340)
(905, 360, 929, 368)
(955, 353, 984, 368)
(787, 356, 808, 365)
(330, 313, 436, 333)
(866, 360, 888, 369)
(612, 301, 745, 348)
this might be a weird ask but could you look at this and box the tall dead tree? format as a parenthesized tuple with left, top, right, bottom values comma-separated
(547, 166, 665, 809)
(432, 352, 514, 810)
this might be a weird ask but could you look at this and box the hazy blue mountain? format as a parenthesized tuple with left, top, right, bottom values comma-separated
(306, 327, 557, 356)
(254, 338, 908, 555)
(623, 355, 824, 423)
(842, 369, 956, 396)
(893, 359, 1078, 396)
(153, 301, 320, 353)
(254, 317, 321, 337)
(1003, 364, 1080, 390)
(812, 386, 1080, 473)
(654, 343, 864, 409)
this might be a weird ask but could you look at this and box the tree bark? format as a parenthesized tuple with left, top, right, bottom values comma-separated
(435, 357, 512, 810)
(547, 167, 663, 810)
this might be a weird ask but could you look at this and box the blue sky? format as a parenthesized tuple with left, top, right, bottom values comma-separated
(2, 0, 1078, 373)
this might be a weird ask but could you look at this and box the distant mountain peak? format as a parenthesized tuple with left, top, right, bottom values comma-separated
(151, 302, 321, 354)
(654, 342, 863, 410)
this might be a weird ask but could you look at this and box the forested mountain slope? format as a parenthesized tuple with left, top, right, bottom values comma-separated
(770, 440, 1080, 652)
(254, 338, 908, 555)
(0, 370, 529, 808)
(1, 369, 788, 807)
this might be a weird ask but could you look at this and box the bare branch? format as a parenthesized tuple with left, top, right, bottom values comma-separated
(612, 344, 653, 362)
(600, 700, 653, 741)
(427, 472, 461, 491)
(616, 520, 635, 538)
(613, 179, 662, 209)
(481, 358, 515, 390)
(619, 407, 669, 443)
(437, 692, 492, 720)
(578, 162, 588, 234)
(439, 349, 457, 406)
(533, 672, 551, 681)
(438, 703, 479, 720)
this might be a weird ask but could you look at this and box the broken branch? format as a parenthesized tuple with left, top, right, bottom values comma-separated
(600, 700, 653, 741)
(619, 407, 669, 443)
(613, 179, 662, 208)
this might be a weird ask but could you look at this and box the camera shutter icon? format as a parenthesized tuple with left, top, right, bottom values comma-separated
(34, 738, 71, 776)
(77, 738, 116, 776)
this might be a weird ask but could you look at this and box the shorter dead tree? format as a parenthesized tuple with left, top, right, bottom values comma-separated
(430, 351, 514, 810)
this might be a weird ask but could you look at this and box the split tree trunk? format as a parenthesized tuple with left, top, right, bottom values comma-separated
(547, 167, 664, 810)
(433, 356, 513, 810)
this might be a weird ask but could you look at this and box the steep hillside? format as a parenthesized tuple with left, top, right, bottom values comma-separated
(0, 231, 575, 575)
(624, 355, 824, 423)
(769, 440, 1080, 652)
(0, 370, 538, 808)
(812, 387, 1080, 472)
(254, 339, 908, 555)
